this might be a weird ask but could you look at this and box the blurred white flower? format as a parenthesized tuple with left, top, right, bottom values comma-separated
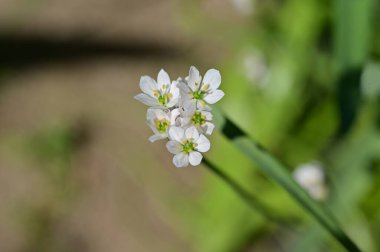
(146, 108, 181, 142)
(293, 162, 328, 200)
(242, 51, 270, 88)
(360, 63, 380, 100)
(166, 126, 210, 167)
(178, 66, 225, 110)
(134, 69, 179, 108)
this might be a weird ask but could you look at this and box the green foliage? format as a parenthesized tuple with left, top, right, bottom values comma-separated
(181, 0, 380, 251)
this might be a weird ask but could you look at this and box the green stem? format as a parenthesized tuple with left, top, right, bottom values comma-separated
(202, 158, 288, 225)
(213, 110, 361, 252)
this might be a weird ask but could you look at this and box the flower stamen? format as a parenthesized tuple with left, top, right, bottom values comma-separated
(192, 111, 206, 126)
(202, 84, 209, 91)
(155, 119, 170, 133)
(158, 93, 172, 105)
(192, 90, 204, 100)
(182, 140, 195, 153)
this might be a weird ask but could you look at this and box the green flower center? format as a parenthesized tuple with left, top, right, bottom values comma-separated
(182, 140, 195, 153)
(192, 90, 205, 100)
(157, 93, 172, 106)
(155, 119, 169, 133)
(192, 112, 205, 126)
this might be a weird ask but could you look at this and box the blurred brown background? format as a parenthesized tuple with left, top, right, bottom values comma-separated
(0, 1, 239, 251)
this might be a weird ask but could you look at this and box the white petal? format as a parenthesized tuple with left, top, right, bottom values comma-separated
(185, 126, 199, 140)
(177, 81, 191, 94)
(148, 108, 169, 120)
(202, 69, 221, 91)
(203, 122, 215, 135)
(177, 85, 192, 108)
(134, 93, 158, 106)
(189, 151, 202, 166)
(180, 109, 193, 126)
(176, 109, 190, 126)
(176, 117, 185, 127)
(156, 109, 170, 120)
(196, 134, 210, 152)
(188, 66, 202, 91)
(146, 108, 156, 120)
(181, 117, 191, 127)
(177, 77, 186, 82)
(183, 99, 197, 111)
(146, 119, 159, 134)
(157, 69, 171, 91)
(182, 107, 194, 117)
(170, 108, 181, 125)
(204, 90, 224, 104)
(173, 153, 189, 167)
(166, 84, 179, 107)
(149, 134, 166, 142)
(168, 127, 184, 142)
(166, 98, 178, 108)
(196, 100, 211, 110)
(202, 111, 213, 121)
(166, 141, 182, 154)
(139, 76, 157, 97)
(169, 81, 180, 98)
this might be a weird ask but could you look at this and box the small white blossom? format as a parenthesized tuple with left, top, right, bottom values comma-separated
(178, 66, 225, 110)
(146, 108, 181, 142)
(181, 108, 215, 135)
(293, 162, 328, 200)
(134, 69, 179, 108)
(166, 126, 210, 167)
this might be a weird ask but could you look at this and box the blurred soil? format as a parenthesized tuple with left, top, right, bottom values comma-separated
(0, 0, 241, 251)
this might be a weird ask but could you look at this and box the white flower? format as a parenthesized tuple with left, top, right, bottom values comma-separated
(293, 162, 328, 200)
(181, 108, 215, 135)
(134, 69, 179, 108)
(146, 108, 181, 142)
(178, 66, 225, 110)
(166, 126, 210, 167)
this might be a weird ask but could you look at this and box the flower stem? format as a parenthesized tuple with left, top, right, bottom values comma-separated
(202, 158, 288, 225)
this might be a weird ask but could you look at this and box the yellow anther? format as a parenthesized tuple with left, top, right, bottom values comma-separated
(155, 118, 169, 133)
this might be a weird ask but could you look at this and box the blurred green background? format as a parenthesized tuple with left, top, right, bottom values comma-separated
(0, 0, 379, 251)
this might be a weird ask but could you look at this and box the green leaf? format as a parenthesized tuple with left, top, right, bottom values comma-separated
(214, 108, 361, 252)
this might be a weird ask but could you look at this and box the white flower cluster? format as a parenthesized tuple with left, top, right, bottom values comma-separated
(134, 66, 225, 168)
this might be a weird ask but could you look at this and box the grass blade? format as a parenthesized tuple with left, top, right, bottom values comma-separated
(214, 109, 361, 252)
